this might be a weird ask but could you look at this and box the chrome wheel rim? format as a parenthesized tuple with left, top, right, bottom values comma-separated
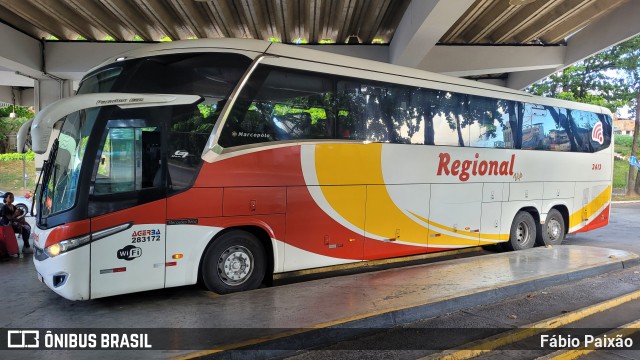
(516, 221, 531, 246)
(217, 245, 254, 286)
(547, 218, 562, 242)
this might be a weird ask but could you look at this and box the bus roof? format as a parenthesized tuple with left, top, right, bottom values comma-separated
(90, 38, 611, 116)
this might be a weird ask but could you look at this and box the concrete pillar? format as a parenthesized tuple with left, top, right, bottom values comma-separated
(34, 78, 73, 112)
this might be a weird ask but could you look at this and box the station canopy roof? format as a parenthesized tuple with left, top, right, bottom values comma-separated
(0, 0, 628, 46)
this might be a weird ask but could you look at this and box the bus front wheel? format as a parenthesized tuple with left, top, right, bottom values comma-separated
(506, 211, 537, 251)
(202, 230, 266, 294)
(537, 209, 565, 246)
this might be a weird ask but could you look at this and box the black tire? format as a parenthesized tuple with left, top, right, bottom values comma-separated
(505, 211, 537, 251)
(202, 230, 266, 294)
(537, 209, 565, 246)
(16, 204, 28, 217)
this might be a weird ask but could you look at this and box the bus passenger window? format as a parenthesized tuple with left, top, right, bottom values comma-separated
(469, 97, 514, 149)
(569, 110, 611, 152)
(429, 92, 470, 147)
(219, 65, 335, 148)
(168, 105, 214, 191)
(521, 104, 571, 152)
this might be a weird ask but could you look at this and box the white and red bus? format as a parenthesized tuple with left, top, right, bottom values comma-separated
(20, 39, 612, 300)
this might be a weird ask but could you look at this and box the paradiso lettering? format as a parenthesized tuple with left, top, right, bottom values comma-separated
(437, 153, 516, 182)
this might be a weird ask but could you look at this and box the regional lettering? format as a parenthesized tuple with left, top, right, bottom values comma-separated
(100, 333, 152, 348)
(437, 152, 515, 182)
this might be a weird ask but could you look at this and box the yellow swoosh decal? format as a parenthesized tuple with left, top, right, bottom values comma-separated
(315, 143, 427, 244)
(569, 186, 611, 229)
(314, 144, 505, 246)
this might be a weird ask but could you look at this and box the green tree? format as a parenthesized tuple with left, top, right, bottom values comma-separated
(528, 35, 640, 195)
(0, 106, 34, 153)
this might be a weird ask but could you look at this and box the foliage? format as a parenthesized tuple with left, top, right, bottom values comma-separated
(0, 105, 33, 119)
(528, 35, 640, 194)
(614, 158, 631, 188)
(615, 134, 633, 156)
(528, 36, 640, 113)
(0, 106, 35, 153)
(0, 159, 36, 192)
(0, 150, 35, 161)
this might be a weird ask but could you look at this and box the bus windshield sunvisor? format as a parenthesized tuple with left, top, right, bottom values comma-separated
(29, 93, 202, 154)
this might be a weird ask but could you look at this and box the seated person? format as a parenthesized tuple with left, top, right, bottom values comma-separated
(1, 192, 32, 254)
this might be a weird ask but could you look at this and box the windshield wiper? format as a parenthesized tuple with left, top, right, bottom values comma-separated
(37, 139, 59, 226)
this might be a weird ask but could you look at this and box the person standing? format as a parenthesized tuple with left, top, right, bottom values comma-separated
(1, 192, 33, 254)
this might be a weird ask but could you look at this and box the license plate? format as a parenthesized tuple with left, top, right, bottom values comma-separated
(37, 272, 43, 283)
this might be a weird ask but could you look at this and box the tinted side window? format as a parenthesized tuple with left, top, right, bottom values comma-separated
(469, 97, 515, 149)
(431, 91, 470, 147)
(219, 65, 335, 148)
(168, 105, 214, 191)
(335, 81, 429, 145)
(569, 110, 612, 152)
(521, 104, 571, 151)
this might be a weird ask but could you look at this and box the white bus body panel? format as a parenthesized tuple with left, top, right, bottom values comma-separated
(164, 225, 222, 288)
(33, 245, 91, 301)
(90, 223, 166, 299)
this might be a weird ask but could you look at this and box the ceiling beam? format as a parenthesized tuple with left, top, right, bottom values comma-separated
(0, 22, 42, 79)
(0, 72, 36, 87)
(390, 0, 475, 68)
(506, 0, 640, 90)
(420, 45, 565, 77)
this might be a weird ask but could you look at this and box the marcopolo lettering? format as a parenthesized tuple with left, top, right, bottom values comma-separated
(437, 152, 515, 182)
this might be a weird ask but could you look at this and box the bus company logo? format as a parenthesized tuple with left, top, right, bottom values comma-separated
(7, 330, 39, 348)
(117, 245, 142, 261)
(437, 152, 516, 182)
(591, 122, 604, 144)
(171, 150, 189, 158)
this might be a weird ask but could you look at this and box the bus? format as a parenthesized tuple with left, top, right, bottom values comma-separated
(19, 39, 613, 300)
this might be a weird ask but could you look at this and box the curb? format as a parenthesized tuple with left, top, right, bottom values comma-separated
(191, 256, 640, 360)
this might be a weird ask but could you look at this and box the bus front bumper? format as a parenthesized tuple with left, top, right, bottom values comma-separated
(33, 245, 91, 301)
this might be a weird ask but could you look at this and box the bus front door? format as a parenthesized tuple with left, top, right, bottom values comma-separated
(89, 120, 168, 299)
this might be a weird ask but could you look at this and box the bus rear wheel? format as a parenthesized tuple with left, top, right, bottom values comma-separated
(202, 230, 266, 294)
(506, 211, 537, 251)
(537, 209, 565, 246)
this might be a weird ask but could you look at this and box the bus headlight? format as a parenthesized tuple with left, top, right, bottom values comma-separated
(44, 235, 91, 258)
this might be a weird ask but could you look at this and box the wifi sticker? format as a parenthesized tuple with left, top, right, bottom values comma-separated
(591, 122, 604, 144)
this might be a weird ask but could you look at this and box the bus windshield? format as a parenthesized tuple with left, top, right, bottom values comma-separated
(40, 108, 100, 218)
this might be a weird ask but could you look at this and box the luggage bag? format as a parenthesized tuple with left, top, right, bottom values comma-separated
(0, 225, 19, 256)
